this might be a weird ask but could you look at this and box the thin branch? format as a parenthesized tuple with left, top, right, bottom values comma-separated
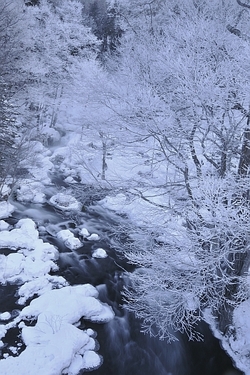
(236, 0, 250, 9)
(226, 24, 250, 42)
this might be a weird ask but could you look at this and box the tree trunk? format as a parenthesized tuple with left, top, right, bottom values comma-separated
(99, 131, 108, 180)
(238, 115, 250, 175)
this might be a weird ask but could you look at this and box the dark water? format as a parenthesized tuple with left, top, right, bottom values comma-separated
(2, 198, 244, 375)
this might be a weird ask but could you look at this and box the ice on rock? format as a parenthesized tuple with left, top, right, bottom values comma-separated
(86, 328, 95, 337)
(0, 206, 113, 375)
(82, 350, 101, 370)
(64, 176, 77, 184)
(0, 218, 39, 249)
(0, 325, 7, 340)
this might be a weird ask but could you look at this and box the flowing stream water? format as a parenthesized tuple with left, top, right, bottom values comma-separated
(3, 187, 244, 375)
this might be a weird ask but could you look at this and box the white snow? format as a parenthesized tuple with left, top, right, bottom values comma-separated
(64, 176, 78, 183)
(0, 184, 11, 198)
(87, 233, 100, 241)
(57, 229, 82, 249)
(99, 190, 173, 228)
(0, 216, 114, 375)
(219, 299, 250, 375)
(0, 319, 100, 375)
(17, 275, 68, 305)
(56, 229, 74, 242)
(49, 193, 82, 211)
(0, 220, 9, 231)
(79, 227, 90, 238)
(0, 201, 15, 219)
(21, 284, 114, 324)
(64, 236, 82, 250)
(16, 181, 46, 204)
(0, 312, 11, 321)
(0, 285, 114, 375)
(0, 218, 59, 284)
(92, 248, 108, 259)
(40, 126, 61, 144)
(2, 72, 248, 375)
(24, 141, 54, 185)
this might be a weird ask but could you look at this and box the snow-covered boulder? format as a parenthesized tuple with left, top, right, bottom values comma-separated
(57, 229, 82, 250)
(92, 248, 107, 259)
(49, 193, 82, 211)
(0, 201, 15, 219)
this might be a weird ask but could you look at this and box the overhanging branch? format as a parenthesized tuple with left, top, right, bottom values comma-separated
(226, 24, 250, 42)
(237, 0, 250, 9)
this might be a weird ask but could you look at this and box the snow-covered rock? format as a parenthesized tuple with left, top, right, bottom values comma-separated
(49, 193, 82, 211)
(57, 229, 82, 250)
(0, 218, 59, 284)
(0, 312, 11, 321)
(92, 248, 107, 259)
(0, 201, 15, 219)
(0, 220, 9, 231)
(87, 233, 100, 241)
(0, 318, 101, 375)
(79, 227, 90, 238)
(21, 284, 114, 324)
(16, 181, 46, 204)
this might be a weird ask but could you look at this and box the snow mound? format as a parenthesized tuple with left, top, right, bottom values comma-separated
(21, 284, 115, 323)
(57, 229, 82, 250)
(0, 218, 59, 284)
(18, 275, 68, 305)
(0, 312, 11, 321)
(0, 316, 101, 375)
(87, 233, 100, 241)
(49, 193, 82, 211)
(16, 181, 46, 204)
(79, 227, 90, 238)
(0, 201, 15, 219)
(92, 248, 107, 259)
(0, 220, 9, 231)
